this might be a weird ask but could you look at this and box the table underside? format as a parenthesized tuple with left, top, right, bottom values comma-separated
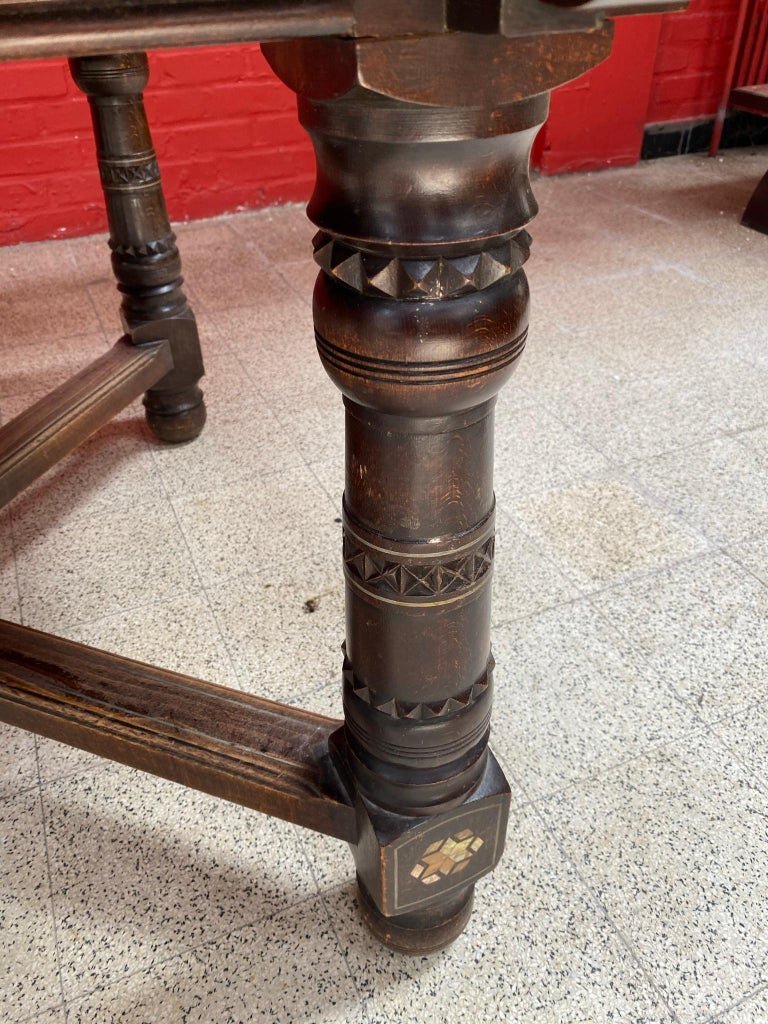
(0, 0, 686, 60)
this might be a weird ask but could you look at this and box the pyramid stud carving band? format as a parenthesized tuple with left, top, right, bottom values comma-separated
(313, 231, 532, 301)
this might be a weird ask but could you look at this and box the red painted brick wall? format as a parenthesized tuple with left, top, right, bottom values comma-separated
(536, 16, 664, 174)
(0, 4, 744, 244)
(646, 0, 740, 123)
(0, 46, 314, 246)
(537, 0, 741, 175)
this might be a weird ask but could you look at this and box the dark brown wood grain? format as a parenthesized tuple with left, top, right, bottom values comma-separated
(0, 337, 172, 508)
(0, 1, 355, 60)
(0, 618, 356, 841)
(730, 87, 768, 234)
(0, 0, 689, 956)
(253, 73, 544, 950)
(741, 166, 768, 233)
(71, 52, 207, 443)
(0, 0, 686, 61)
(264, 29, 614, 107)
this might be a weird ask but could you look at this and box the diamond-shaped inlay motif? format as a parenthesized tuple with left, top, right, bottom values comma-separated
(410, 829, 485, 885)
(313, 232, 531, 301)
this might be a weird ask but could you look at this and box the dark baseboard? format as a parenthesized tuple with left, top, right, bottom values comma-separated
(642, 111, 768, 160)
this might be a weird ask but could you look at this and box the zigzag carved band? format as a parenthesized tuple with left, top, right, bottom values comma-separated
(343, 532, 494, 604)
(343, 652, 495, 723)
(313, 231, 531, 301)
(99, 156, 161, 190)
(316, 328, 527, 388)
(109, 234, 177, 261)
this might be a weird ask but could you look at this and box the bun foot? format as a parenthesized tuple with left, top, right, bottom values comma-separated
(144, 388, 206, 444)
(357, 876, 474, 956)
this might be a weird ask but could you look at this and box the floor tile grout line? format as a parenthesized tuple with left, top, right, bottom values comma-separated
(500, 462, 731, 597)
(210, 334, 329, 479)
(7, 506, 24, 626)
(160, 492, 344, 699)
(164, 460, 342, 547)
(12, 585, 208, 646)
(518, 573, 768, 794)
(6, 498, 33, 635)
(0, 778, 49, 804)
(275, 260, 317, 305)
(500, 445, 721, 532)
(527, 381, 768, 481)
(581, 549, 768, 721)
(149, 424, 339, 707)
(33, 741, 69, 1015)
(494, 505, 716, 625)
(510, 456, 717, 555)
(7, 547, 343, 653)
(692, 695, 768, 732)
(12, 457, 338, 638)
(589, 573, 768, 733)
(527, 799, 684, 1024)
(56, 885, 325, 1014)
(150, 449, 250, 696)
(10, 483, 183, 543)
(182, 288, 314, 326)
(11, 1002, 68, 1024)
(722, 544, 768, 595)
(608, 426, 768, 479)
(148, 433, 314, 503)
(576, 535, 768, 610)
(704, 712, 768, 801)
(156, 334, 348, 703)
(517, 715, 768, 1016)
(490, 589, 586, 633)
(585, 596, 714, 716)
(298, 836, 369, 1004)
(501, 720, 714, 815)
(522, 394, 629, 476)
(701, 979, 768, 1024)
(81, 279, 113, 346)
(502, 506, 717, 604)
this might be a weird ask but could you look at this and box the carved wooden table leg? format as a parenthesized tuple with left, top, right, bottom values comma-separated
(312, 94, 541, 954)
(70, 53, 206, 443)
(262, 42, 556, 950)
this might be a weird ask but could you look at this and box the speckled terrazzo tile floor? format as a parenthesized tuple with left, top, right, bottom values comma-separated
(1, 148, 768, 1023)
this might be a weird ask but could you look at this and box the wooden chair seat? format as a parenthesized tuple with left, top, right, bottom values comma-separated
(730, 83, 768, 116)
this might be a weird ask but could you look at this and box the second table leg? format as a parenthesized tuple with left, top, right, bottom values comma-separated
(70, 53, 206, 444)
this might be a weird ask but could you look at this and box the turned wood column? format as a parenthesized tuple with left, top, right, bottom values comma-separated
(262, 35, 569, 948)
(70, 53, 206, 443)
(263, 21, 613, 954)
(308, 94, 543, 953)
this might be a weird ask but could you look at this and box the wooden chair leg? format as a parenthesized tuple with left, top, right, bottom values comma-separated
(741, 166, 768, 235)
(262, 47, 549, 952)
(69, 53, 206, 443)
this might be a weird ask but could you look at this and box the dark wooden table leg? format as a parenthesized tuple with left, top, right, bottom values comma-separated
(312, 94, 538, 953)
(741, 166, 768, 234)
(70, 53, 206, 443)
(263, 46, 551, 950)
